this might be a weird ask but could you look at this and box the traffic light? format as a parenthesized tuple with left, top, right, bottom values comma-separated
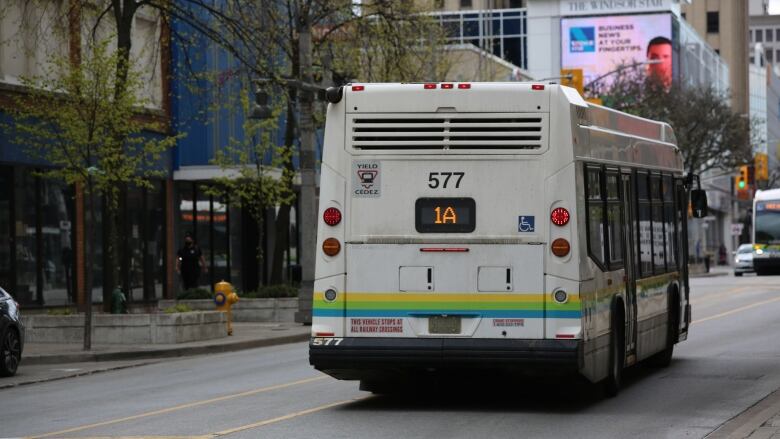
(560, 68, 584, 95)
(249, 87, 272, 120)
(736, 165, 748, 190)
(755, 152, 769, 181)
(736, 165, 750, 199)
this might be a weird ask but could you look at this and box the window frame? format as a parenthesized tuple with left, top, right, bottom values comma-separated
(584, 164, 608, 272)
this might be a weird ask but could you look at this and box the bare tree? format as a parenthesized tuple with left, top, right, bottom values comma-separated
(587, 70, 756, 175)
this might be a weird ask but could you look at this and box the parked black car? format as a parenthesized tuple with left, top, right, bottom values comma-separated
(0, 286, 24, 376)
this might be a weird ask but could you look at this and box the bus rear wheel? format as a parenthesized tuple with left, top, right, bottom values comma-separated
(604, 311, 625, 397)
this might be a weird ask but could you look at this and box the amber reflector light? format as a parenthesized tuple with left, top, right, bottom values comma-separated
(322, 238, 341, 256)
(551, 238, 570, 257)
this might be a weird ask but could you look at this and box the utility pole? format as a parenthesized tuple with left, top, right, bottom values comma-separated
(295, 13, 316, 324)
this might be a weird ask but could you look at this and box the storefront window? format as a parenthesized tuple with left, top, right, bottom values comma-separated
(147, 181, 166, 300)
(196, 184, 212, 290)
(212, 194, 230, 285)
(125, 185, 145, 302)
(0, 167, 12, 291)
(40, 178, 75, 305)
(229, 204, 242, 289)
(14, 168, 37, 304)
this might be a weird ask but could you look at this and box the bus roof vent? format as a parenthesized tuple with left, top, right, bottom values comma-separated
(349, 113, 546, 151)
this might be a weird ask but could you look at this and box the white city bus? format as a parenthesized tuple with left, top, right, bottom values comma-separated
(309, 82, 705, 395)
(753, 188, 780, 274)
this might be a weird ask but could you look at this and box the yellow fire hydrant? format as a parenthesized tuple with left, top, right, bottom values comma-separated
(214, 280, 239, 336)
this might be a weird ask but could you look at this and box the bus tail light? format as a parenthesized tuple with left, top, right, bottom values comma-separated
(424, 83, 437, 89)
(322, 238, 341, 256)
(323, 207, 342, 226)
(551, 238, 570, 257)
(352, 85, 364, 91)
(532, 84, 545, 90)
(441, 83, 453, 89)
(458, 83, 471, 89)
(550, 208, 570, 226)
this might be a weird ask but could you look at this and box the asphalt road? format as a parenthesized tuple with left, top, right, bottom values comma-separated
(2, 273, 780, 439)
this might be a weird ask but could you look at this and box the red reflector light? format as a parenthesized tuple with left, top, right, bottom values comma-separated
(551, 238, 571, 257)
(352, 85, 364, 91)
(550, 208, 570, 226)
(556, 334, 575, 339)
(323, 207, 342, 226)
(532, 84, 545, 90)
(458, 83, 471, 89)
(424, 83, 437, 89)
(441, 83, 453, 89)
(315, 332, 335, 337)
(420, 248, 470, 252)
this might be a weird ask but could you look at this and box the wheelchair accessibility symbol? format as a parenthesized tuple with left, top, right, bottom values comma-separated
(518, 216, 535, 232)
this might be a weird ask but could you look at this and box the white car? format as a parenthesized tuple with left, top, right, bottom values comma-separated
(734, 243, 754, 276)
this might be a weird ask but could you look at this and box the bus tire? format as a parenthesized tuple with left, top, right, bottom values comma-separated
(647, 289, 678, 368)
(604, 306, 625, 397)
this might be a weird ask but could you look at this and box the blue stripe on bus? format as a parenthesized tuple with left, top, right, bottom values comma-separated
(312, 309, 581, 319)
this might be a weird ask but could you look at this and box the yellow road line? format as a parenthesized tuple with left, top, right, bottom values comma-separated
(67, 437, 212, 439)
(26, 376, 327, 439)
(692, 295, 780, 325)
(212, 396, 370, 437)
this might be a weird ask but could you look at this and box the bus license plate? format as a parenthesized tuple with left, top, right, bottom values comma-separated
(429, 316, 461, 334)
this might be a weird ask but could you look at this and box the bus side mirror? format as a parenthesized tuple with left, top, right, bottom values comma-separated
(691, 189, 708, 218)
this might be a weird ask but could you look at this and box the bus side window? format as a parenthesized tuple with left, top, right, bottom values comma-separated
(636, 171, 653, 277)
(651, 174, 666, 274)
(662, 175, 676, 270)
(605, 170, 623, 269)
(586, 165, 607, 269)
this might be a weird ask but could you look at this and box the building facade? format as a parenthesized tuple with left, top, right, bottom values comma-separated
(0, 2, 173, 307)
(681, 0, 750, 114)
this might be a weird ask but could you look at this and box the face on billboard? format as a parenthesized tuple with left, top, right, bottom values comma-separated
(561, 14, 673, 89)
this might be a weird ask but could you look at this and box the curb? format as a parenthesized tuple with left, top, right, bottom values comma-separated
(690, 272, 730, 278)
(707, 386, 780, 438)
(21, 332, 311, 366)
(0, 361, 155, 390)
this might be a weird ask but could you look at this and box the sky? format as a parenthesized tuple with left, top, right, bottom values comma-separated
(771, 0, 780, 14)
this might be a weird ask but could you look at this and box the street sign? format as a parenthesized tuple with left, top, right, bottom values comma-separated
(731, 223, 744, 235)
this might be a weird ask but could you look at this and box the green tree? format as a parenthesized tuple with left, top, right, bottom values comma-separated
(5, 38, 178, 350)
(587, 71, 756, 175)
(206, 88, 296, 279)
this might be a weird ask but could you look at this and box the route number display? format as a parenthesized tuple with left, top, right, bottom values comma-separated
(415, 198, 476, 233)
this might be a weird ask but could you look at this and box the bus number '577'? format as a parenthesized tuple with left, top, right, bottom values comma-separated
(428, 172, 464, 189)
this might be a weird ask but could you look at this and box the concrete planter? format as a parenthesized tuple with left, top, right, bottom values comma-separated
(22, 312, 227, 344)
(158, 298, 297, 323)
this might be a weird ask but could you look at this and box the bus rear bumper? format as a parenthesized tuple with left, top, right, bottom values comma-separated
(309, 337, 581, 380)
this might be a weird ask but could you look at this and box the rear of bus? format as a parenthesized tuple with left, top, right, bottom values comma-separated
(309, 83, 586, 381)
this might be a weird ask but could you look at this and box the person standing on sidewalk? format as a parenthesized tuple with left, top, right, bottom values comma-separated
(176, 232, 207, 291)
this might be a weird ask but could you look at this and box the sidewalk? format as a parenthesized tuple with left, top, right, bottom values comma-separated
(0, 322, 310, 390)
(708, 387, 780, 438)
(690, 264, 732, 278)
(21, 322, 310, 365)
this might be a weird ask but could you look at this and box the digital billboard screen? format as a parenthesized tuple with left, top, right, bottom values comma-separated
(561, 13, 673, 89)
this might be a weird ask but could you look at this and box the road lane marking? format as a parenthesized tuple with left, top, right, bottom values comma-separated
(692, 295, 780, 325)
(25, 376, 327, 439)
(212, 396, 371, 437)
(689, 286, 755, 305)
